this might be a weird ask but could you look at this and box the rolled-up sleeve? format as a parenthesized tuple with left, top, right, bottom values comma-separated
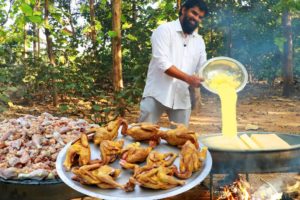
(151, 25, 173, 71)
(195, 39, 207, 73)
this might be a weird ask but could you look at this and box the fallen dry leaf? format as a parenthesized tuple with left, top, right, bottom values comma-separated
(245, 124, 259, 130)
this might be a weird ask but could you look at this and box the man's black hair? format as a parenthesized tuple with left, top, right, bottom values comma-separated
(179, 0, 208, 17)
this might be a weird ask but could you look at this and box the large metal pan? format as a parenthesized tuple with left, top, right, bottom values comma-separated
(0, 178, 84, 200)
(199, 132, 300, 174)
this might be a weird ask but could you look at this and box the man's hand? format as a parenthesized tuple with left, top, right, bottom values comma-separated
(186, 75, 204, 88)
(165, 66, 204, 88)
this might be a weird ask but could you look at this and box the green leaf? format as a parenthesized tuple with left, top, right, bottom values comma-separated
(103, 108, 111, 113)
(20, 3, 33, 16)
(95, 21, 102, 31)
(108, 31, 117, 38)
(7, 87, 18, 92)
(126, 34, 137, 41)
(121, 15, 127, 23)
(122, 22, 132, 29)
(52, 13, 63, 24)
(92, 104, 101, 111)
(0, 105, 7, 113)
(274, 37, 286, 53)
(82, 26, 91, 34)
(44, 23, 53, 30)
(28, 15, 43, 23)
(0, 94, 10, 103)
(59, 104, 69, 112)
(33, 11, 42, 16)
(58, 56, 66, 64)
(69, 56, 76, 62)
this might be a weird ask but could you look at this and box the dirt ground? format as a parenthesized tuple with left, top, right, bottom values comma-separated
(1, 84, 299, 200)
(126, 84, 300, 135)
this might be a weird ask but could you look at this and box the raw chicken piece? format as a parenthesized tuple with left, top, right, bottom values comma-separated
(63, 133, 91, 171)
(99, 140, 124, 165)
(121, 142, 152, 164)
(18, 169, 49, 180)
(159, 122, 199, 149)
(0, 167, 18, 179)
(72, 164, 124, 189)
(90, 117, 127, 145)
(146, 151, 177, 167)
(175, 141, 207, 179)
(121, 122, 160, 147)
(121, 160, 184, 191)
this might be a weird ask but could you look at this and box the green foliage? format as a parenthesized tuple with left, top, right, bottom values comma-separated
(0, 0, 299, 116)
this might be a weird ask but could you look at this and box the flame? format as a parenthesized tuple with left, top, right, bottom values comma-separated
(218, 176, 300, 200)
(217, 178, 251, 200)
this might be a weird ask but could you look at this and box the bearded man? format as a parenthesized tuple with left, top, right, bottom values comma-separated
(139, 0, 208, 126)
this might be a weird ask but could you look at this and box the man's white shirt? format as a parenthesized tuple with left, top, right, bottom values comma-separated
(142, 19, 207, 109)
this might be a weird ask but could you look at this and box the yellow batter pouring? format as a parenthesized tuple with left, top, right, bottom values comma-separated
(208, 74, 240, 138)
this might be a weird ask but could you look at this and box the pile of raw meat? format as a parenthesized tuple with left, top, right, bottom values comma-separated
(0, 113, 98, 180)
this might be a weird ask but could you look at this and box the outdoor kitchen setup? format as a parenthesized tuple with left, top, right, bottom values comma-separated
(200, 132, 300, 200)
(0, 57, 299, 200)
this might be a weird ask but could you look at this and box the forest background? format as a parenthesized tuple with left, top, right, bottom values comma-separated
(0, 0, 299, 126)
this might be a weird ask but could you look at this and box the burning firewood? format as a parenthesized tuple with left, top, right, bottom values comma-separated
(217, 176, 250, 200)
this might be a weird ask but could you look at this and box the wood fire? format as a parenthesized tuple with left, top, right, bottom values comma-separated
(218, 175, 300, 200)
(217, 177, 250, 200)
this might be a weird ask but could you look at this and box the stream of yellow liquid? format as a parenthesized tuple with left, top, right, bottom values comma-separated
(208, 74, 240, 137)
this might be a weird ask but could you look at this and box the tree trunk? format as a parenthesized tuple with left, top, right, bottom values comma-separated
(89, 0, 96, 44)
(37, 0, 40, 58)
(45, 0, 58, 106)
(177, 0, 181, 11)
(282, 10, 293, 97)
(190, 87, 202, 114)
(225, 26, 232, 57)
(112, 0, 123, 92)
(132, 0, 137, 22)
(23, 23, 27, 59)
(33, 0, 39, 60)
(37, 28, 40, 58)
(33, 24, 36, 60)
(68, 0, 76, 37)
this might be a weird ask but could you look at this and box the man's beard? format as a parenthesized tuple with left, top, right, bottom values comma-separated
(181, 15, 199, 34)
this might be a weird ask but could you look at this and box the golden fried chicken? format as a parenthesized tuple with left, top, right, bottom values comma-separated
(121, 142, 152, 163)
(175, 140, 207, 179)
(120, 160, 184, 191)
(121, 122, 161, 147)
(99, 139, 124, 165)
(89, 118, 127, 145)
(63, 133, 91, 171)
(146, 151, 177, 167)
(72, 163, 124, 189)
(159, 122, 199, 149)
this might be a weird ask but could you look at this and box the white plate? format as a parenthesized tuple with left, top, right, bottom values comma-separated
(56, 128, 212, 200)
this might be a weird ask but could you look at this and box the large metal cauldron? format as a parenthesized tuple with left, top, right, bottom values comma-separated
(199, 132, 300, 174)
(0, 178, 84, 200)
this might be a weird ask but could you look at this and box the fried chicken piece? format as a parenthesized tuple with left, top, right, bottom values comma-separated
(159, 122, 199, 149)
(121, 142, 152, 164)
(146, 151, 177, 167)
(175, 141, 207, 179)
(72, 163, 124, 189)
(99, 140, 124, 165)
(120, 160, 184, 191)
(89, 118, 127, 145)
(63, 133, 91, 171)
(121, 122, 160, 147)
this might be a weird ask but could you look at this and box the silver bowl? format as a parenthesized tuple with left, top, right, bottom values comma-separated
(199, 57, 248, 94)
